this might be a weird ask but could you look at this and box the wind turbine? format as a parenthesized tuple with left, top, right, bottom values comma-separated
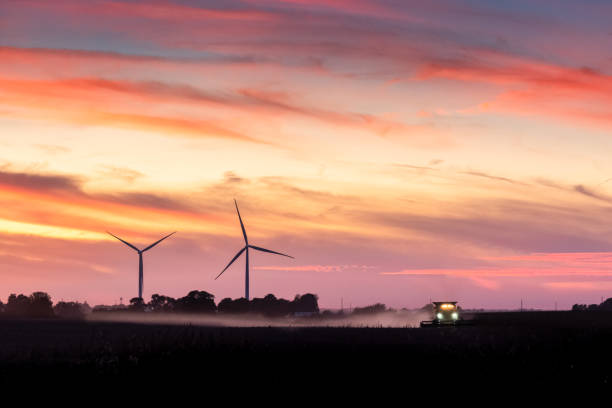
(215, 200, 293, 300)
(107, 231, 176, 300)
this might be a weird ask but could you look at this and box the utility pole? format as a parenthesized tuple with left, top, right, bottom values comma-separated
(520, 299, 523, 312)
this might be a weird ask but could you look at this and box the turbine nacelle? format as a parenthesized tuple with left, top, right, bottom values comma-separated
(107, 231, 176, 253)
(215, 244, 293, 280)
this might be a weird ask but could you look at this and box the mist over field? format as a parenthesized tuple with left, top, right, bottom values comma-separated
(87, 310, 431, 328)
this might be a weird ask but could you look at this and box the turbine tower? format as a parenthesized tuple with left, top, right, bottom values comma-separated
(215, 200, 293, 300)
(107, 231, 176, 300)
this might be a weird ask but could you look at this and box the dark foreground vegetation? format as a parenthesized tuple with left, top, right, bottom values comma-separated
(3, 292, 612, 388)
(1, 314, 612, 388)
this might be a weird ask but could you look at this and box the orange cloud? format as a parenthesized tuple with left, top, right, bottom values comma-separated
(0, 73, 445, 144)
(0, 169, 226, 240)
(0, 76, 267, 143)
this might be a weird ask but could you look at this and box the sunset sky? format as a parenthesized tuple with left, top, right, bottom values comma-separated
(2, 0, 612, 309)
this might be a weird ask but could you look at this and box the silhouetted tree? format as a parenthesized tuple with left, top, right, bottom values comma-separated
(250, 297, 264, 313)
(54, 301, 91, 319)
(29, 292, 54, 317)
(6, 293, 30, 316)
(129, 297, 145, 312)
(276, 298, 292, 315)
(250, 294, 292, 316)
(148, 294, 176, 312)
(599, 298, 612, 311)
(572, 299, 612, 312)
(0, 299, 4, 314)
(217, 297, 233, 313)
(292, 293, 319, 314)
(175, 290, 216, 313)
(5, 292, 53, 317)
(217, 297, 250, 314)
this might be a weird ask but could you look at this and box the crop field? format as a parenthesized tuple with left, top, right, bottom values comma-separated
(1, 312, 611, 387)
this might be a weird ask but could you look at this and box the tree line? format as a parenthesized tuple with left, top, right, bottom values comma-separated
(7, 291, 609, 319)
(571, 298, 612, 312)
(0, 290, 320, 319)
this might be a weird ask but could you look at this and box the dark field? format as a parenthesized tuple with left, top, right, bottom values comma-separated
(1, 311, 612, 387)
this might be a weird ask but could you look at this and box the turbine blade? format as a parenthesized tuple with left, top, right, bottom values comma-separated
(249, 245, 294, 259)
(234, 199, 248, 244)
(107, 231, 139, 252)
(142, 231, 176, 252)
(215, 246, 247, 280)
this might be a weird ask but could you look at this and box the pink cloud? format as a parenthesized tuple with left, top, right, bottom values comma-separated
(543, 282, 612, 291)
(247, 0, 425, 22)
(469, 276, 501, 291)
(416, 51, 612, 129)
(16, 0, 279, 22)
(254, 264, 377, 273)
(382, 252, 612, 291)
(0, 69, 448, 145)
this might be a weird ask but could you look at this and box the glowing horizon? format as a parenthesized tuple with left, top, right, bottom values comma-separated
(1, 0, 612, 309)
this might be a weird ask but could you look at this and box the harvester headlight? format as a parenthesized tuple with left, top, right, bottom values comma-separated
(436, 313, 443, 320)
(452, 312, 458, 320)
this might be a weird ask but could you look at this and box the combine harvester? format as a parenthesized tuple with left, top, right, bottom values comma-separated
(420, 301, 472, 327)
